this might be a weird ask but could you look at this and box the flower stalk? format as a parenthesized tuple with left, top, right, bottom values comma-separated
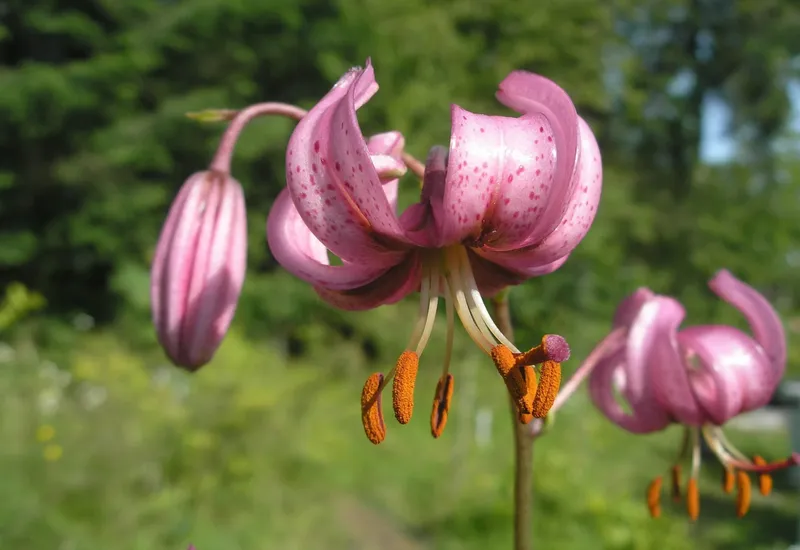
(492, 291, 534, 550)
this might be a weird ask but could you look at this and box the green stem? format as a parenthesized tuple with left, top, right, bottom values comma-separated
(492, 292, 533, 550)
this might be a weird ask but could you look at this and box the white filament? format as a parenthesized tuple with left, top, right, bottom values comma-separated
(453, 246, 519, 352)
(414, 263, 440, 356)
(444, 248, 493, 353)
(691, 427, 703, 478)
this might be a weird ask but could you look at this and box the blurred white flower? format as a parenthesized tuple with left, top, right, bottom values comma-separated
(72, 313, 95, 331)
(37, 388, 61, 416)
(78, 383, 108, 410)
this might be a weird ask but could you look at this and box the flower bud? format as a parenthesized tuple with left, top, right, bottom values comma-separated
(150, 170, 247, 370)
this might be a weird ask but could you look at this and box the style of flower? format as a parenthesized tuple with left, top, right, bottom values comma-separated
(586, 269, 798, 520)
(266, 59, 602, 443)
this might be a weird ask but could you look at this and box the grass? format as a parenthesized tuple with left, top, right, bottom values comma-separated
(0, 313, 797, 550)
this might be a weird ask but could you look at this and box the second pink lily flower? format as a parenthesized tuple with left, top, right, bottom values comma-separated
(267, 60, 602, 443)
(586, 270, 797, 520)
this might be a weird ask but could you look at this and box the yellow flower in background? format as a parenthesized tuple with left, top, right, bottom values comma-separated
(36, 424, 55, 442)
(43, 443, 62, 462)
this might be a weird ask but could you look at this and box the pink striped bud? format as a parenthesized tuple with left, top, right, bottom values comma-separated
(150, 170, 247, 370)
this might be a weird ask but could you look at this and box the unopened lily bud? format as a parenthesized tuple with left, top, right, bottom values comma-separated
(150, 170, 247, 371)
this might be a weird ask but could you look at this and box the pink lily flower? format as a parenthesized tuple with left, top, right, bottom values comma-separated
(585, 269, 798, 520)
(266, 60, 601, 443)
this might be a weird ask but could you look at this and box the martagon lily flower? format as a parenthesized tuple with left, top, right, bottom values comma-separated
(585, 270, 798, 520)
(266, 59, 602, 444)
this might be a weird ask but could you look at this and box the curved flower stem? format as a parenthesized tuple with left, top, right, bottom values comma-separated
(492, 291, 533, 550)
(210, 103, 308, 173)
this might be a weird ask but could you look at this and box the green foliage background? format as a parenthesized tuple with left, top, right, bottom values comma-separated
(1, 0, 800, 548)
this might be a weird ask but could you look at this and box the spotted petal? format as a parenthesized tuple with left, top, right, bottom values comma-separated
(285, 60, 407, 267)
(435, 106, 550, 245)
(470, 117, 602, 272)
(266, 189, 391, 290)
(495, 71, 580, 248)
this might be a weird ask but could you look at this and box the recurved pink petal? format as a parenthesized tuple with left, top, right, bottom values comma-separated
(470, 247, 569, 279)
(612, 288, 656, 329)
(474, 113, 558, 249)
(367, 131, 406, 213)
(327, 63, 410, 237)
(314, 253, 421, 311)
(285, 61, 407, 267)
(366, 131, 405, 156)
(435, 106, 506, 244)
(708, 270, 786, 390)
(588, 345, 671, 434)
(266, 189, 393, 290)
(466, 249, 528, 297)
(469, 117, 601, 270)
(151, 171, 247, 370)
(369, 154, 407, 182)
(496, 71, 580, 248)
(679, 326, 774, 422)
(631, 296, 705, 425)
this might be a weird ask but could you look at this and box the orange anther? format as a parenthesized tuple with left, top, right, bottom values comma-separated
(646, 476, 662, 518)
(531, 360, 561, 418)
(722, 468, 735, 494)
(492, 345, 526, 400)
(670, 465, 682, 502)
(518, 410, 534, 424)
(735, 471, 751, 518)
(392, 351, 419, 425)
(361, 373, 386, 445)
(686, 478, 700, 521)
(492, 345, 527, 400)
(430, 373, 454, 438)
(515, 364, 537, 417)
(753, 455, 773, 496)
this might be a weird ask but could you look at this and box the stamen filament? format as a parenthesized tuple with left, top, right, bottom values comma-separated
(445, 253, 493, 353)
(441, 279, 455, 378)
(407, 261, 433, 352)
(414, 263, 440, 355)
(447, 247, 498, 349)
(671, 465, 682, 502)
(453, 246, 519, 352)
(691, 428, 702, 479)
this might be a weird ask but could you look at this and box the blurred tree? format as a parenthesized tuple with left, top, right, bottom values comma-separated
(0, 0, 798, 365)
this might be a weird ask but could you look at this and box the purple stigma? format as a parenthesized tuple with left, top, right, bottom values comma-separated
(544, 334, 570, 362)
